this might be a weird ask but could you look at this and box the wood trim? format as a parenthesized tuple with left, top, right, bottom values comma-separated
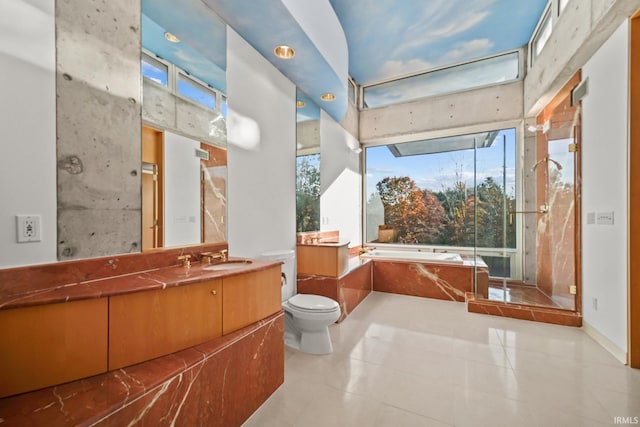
(142, 126, 164, 249)
(629, 13, 640, 368)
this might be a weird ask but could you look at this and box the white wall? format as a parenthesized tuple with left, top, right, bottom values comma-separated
(0, 0, 56, 267)
(581, 20, 628, 358)
(320, 110, 362, 248)
(163, 131, 201, 247)
(226, 27, 297, 297)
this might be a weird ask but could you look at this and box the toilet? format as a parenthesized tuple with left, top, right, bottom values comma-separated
(282, 294, 341, 354)
(260, 249, 340, 355)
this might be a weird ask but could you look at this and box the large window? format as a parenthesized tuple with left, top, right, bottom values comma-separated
(362, 52, 519, 109)
(365, 129, 516, 250)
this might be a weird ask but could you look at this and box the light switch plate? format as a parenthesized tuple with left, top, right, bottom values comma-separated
(596, 211, 614, 225)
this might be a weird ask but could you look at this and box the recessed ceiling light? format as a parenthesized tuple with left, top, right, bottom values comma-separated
(274, 45, 295, 59)
(164, 32, 180, 43)
(320, 93, 336, 102)
(296, 100, 305, 108)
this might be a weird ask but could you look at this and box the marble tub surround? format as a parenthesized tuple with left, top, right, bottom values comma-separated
(465, 292, 582, 326)
(0, 242, 229, 309)
(297, 258, 372, 322)
(372, 257, 489, 302)
(0, 312, 285, 426)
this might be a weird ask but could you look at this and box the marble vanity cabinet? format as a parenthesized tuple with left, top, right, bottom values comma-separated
(0, 252, 282, 399)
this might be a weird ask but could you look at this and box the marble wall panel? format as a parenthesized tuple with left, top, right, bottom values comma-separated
(297, 260, 372, 322)
(373, 261, 478, 302)
(56, 0, 142, 260)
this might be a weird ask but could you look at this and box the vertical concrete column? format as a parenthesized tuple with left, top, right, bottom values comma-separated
(56, 0, 141, 259)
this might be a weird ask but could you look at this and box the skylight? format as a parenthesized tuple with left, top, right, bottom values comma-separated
(362, 51, 520, 109)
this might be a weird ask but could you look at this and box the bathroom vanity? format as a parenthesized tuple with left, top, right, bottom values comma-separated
(0, 245, 285, 426)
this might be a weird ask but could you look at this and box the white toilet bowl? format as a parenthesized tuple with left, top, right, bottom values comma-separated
(282, 294, 341, 355)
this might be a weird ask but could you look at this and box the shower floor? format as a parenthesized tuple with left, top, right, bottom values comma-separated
(485, 281, 565, 309)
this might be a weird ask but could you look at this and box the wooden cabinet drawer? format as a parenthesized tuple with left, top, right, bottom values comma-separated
(108, 279, 222, 370)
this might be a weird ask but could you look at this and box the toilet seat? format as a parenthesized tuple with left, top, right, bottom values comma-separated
(288, 294, 339, 313)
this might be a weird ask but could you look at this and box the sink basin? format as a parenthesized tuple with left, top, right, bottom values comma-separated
(203, 260, 253, 271)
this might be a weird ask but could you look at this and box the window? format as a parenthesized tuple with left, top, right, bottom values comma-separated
(348, 78, 357, 105)
(296, 154, 320, 232)
(362, 52, 519, 109)
(365, 128, 516, 250)
(531, 9, 552, 63)
(221, 94, 227, 118)
(142, 53, 168, 87)
(177, 73, 216, 110)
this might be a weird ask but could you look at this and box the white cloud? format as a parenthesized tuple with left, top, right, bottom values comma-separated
(376, 58, 433, 81)
(443, 38, 494, 62)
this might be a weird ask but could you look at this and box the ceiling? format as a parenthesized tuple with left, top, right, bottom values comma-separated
(330, 0, 548, 85)
(141, 0, 549, 121)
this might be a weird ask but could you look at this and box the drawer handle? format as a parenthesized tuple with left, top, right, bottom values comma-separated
(211, 289, 218, 295)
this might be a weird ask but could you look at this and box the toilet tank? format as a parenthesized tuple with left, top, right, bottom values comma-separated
(260, 249, 296, 302)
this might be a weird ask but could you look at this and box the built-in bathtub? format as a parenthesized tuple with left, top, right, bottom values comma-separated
(360, 249, 489, 302)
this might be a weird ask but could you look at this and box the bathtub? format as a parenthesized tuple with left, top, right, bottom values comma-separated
(361, 249, 464, 265)
(360, 249, 489, 302)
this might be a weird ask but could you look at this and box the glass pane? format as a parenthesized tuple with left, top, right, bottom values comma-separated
(533, 11, 552, 59)
(365, 129, 515, 250)
(363, 52, 519, 109)
(178, 74, 216, 109)
(142, 55, 168, 86)
(348, 79, 356, 104)
(296, 154, 320, 232)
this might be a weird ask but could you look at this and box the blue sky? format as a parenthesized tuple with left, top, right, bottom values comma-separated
(365, 128, 517, 198)
(330, 0, 548, 84)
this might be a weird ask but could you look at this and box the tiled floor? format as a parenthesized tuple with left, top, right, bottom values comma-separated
(243, 292, 640, 427)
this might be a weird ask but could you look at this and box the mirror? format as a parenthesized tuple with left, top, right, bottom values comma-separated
(1, 0, 228, 266)
(296, 90, 321, 232)
(141, 0, 228, 251)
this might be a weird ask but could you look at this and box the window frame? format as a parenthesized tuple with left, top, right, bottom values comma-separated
(361, 121, 524, 280)
(141, 51, 170, 89)
(529, 3, 553, 66)
(176, 71, 217, 110)
(360, 49, 523, 110)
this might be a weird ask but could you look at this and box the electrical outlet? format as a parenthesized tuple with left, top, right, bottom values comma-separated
(16, 215, 41, 243)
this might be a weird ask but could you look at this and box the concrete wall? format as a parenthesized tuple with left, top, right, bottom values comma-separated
(581, 20, 629, 361)
(56, 0, 142, 260)
(226, 27, 297, 297)
(142, 80, 227, 147)
(359, 80, 523, 144)
(524, 0, 640, 116)
(0, 0, 57, 268)
(320, 110, 362, 248)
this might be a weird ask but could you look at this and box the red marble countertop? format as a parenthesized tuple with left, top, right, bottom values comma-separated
(296, 238, 351, 247)
(0, 258, 281, 311)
